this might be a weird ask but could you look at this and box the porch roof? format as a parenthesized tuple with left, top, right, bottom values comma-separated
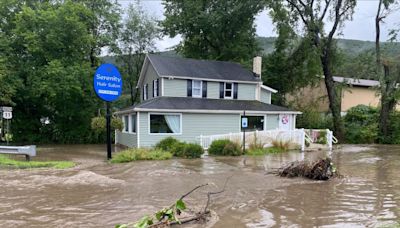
(116, 97, 300, 114)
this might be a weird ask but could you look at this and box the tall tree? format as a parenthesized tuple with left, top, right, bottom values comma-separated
(115, 2, 161, 105)
(375, 0, 400, 141)
(266, 0, 356, 140)
(76, 0, 121, 67)
(162, 0, 264, 62)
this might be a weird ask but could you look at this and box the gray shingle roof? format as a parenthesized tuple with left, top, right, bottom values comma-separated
(148, 54, 261, 82)
(129, 97, 294, 112)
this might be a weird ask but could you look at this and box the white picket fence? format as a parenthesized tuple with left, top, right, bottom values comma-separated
(198, 129, 336, 151)
(198, 129, 306, 151)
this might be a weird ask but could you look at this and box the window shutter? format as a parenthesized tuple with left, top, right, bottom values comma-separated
(187, 79, 192, 97)
(142, 86, 144, 100)
(202, 81, 207, 98)
(233, 83, 238, 99)
(146, 84, 148, 99)
(219, 82, 224, 98)
(152, 80, 155, 97)
(157, 79, 160, 96)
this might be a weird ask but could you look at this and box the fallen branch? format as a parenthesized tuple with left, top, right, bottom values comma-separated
(277, 158, 341, 180)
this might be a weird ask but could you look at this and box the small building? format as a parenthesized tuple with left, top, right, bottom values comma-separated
(287, 76, 381, 115)
(115, 55, 300, 148)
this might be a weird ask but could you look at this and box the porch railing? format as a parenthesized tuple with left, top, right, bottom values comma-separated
(198, 129, 306, 151)
(198, 128, 337, 151)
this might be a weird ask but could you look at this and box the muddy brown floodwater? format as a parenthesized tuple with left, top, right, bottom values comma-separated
(0, 145, 399, 227)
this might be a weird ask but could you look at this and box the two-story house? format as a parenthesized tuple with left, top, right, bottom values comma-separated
(115, 54, 300, 148)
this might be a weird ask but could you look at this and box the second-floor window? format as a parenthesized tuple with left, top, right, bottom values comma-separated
(192, 80, 202, 97)
(224, 82, 233, 99)
(153, 80, 158, 97)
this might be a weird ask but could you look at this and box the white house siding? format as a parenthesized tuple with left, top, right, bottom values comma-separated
(115, 131, 137, 148)
(266, 114, 279, 130)
(260, 89, 272, 104)
(207, 81, 220, 99)
(141, 63, 160, 101)
(138, 112, 240, 148)
(238, 84, 256, 100)
(163, 78, 187, 97)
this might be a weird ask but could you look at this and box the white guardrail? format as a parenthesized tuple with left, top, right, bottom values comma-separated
(198, 129, 337, 151)
(0, 145, 36, 161)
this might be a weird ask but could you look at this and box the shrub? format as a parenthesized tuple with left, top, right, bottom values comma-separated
(344, 105, 378, 143)
(155, 137, 179, 151)
(171, 142, 203, 158)
(271, 140, 290, 151)
(111, 148, 172, 163)
(248, 132, 263, 150)
(182, 143, 204, 158)
(315, 130, 327, 144)
(295, 107, 333, 129)
(222, 141, 242, 156)
(208, 139, 231, 155)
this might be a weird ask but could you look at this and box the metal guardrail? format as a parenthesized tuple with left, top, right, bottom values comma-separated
(0, 145, 36, 161)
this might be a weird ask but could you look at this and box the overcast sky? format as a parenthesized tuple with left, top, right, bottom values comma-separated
(117, 0, 400, 51)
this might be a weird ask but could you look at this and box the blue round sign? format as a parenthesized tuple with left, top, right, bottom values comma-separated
(93, 63, 122, 102)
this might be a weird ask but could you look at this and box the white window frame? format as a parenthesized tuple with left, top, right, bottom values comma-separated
(148, 113, 182, 135)
(192, 80, 202, 98)
(224, 82, 233, 99)
(153, 80, 158, 97)
(129, 114, 136, 134)
(143, 84, 148, 100)
(123, 115, 129, 133)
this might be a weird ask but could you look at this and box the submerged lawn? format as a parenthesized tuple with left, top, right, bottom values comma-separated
(111, 148, 173, 163)
(0, 155, 75, 169)
(246, 147, 287, 156)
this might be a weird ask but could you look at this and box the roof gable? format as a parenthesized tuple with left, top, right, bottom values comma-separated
(147, 54, 260, 82)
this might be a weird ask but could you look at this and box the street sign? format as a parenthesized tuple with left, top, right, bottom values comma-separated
(242, 117, 248, 128)
(93, 63, 122, 102)
(3, 112, 12, 120)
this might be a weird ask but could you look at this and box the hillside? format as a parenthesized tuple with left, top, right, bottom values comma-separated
(256, 37, 400, 57)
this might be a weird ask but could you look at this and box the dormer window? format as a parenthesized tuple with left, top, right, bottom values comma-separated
(224, 83, 233, 99)
(192, 80, 202, 98)
(153, 80, 159, 97)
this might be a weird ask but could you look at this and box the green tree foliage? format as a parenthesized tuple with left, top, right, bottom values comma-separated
(266, 0, 357, 140)
(162, 0, 264, 62)
(115, 2, 161, 105)
(0, 0, 121, 143)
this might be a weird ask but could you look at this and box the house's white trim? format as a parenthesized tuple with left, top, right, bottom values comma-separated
(117, 108, 301, 115)
(255, 83, 261, 101)
(137, 112, 140, 148)
(159, 75, 260, 84)
(148, 112, 183, 135)
(192, 80, 203, 98)
(161, 77, 164, 96)
(261, 85, 278, 93)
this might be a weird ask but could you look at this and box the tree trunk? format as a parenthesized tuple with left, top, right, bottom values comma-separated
(321, 49, 345, 141)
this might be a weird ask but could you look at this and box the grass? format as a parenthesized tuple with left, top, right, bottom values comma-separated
(246, 147, 287, 156)
(110, 148, 173, 163)
(0, 155, 75, 169)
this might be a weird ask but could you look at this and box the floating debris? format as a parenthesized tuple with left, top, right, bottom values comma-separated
(278, 158, 340, 180)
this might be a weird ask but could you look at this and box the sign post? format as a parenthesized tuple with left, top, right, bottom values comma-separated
(242, 111, 248, 154)
(93, 63, 122, 160)
(0, 106, 13, 143)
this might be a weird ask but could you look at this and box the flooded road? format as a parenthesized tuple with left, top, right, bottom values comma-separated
(0, 145, 399, 227)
